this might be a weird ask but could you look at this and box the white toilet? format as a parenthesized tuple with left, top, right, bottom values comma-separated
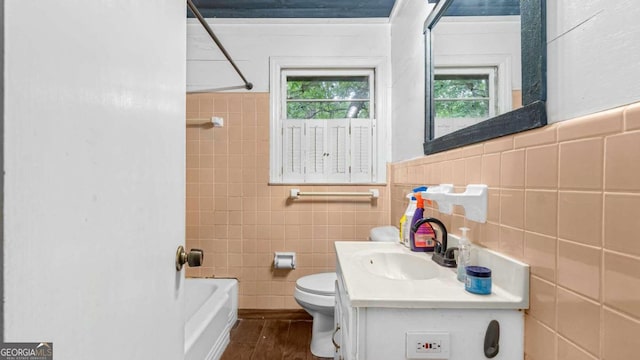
(293, 226, 399, 357)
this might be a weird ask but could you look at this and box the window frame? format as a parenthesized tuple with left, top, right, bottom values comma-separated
(433, 66, 500, 138)
(269, 57, 389, 185)
(282, 68, 375, 120)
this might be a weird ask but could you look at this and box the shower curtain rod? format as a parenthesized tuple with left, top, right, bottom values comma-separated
(186, 0, 254, 90)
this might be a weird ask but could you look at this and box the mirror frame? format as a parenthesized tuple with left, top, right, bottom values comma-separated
(424, 0, 547, 155)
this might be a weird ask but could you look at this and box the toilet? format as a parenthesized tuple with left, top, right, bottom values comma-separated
(293, 226, 399, 357)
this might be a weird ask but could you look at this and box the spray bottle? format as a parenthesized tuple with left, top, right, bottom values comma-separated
(410, 193, 436, 252)
(401, 186, 427, 247)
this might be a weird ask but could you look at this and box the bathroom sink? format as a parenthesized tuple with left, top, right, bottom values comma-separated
(355, 251, 439, 280)
(335, 241, 530, 309)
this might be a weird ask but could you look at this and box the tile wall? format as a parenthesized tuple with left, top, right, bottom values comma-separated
(389, 102, 640, 360)
(185, 92, 389, 309)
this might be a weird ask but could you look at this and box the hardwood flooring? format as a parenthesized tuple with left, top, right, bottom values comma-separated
(221, 318, 330, 360)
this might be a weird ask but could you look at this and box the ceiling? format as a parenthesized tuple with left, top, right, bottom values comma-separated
(186, 0, 519, 19)
(188, 0, 398, 18)
(445, 0, 519, 17)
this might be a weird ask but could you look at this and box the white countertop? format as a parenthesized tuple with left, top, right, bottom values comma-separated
(335, 240, 529, 309)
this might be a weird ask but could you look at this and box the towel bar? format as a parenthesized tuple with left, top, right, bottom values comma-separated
(289, 188, 379, 199)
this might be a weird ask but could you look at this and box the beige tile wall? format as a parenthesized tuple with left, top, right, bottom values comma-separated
(389, 101, 640, 360)
(185, 92, 389, 309)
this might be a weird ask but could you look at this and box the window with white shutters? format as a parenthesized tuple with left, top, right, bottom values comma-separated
(276, 69, 377, 184)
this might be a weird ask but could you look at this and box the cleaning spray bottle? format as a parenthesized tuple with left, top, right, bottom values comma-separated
(410, 193, 436, 252)
(457, 227, 471, 282)
(401, 186, 427, 247)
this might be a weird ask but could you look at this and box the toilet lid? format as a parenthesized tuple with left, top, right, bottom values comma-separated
(295, 272, 337, 296)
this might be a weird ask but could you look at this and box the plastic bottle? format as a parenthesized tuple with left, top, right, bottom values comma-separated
(401, 186, 427, 247)
(400, 214, 407, 245)
(410, 193, 436, 252)
(399, 214, 407, 244)
(457, 227, 471, 282)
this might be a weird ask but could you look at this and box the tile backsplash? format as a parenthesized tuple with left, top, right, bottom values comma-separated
(389, 101, 640, 360)
(185, 92, 389, 309)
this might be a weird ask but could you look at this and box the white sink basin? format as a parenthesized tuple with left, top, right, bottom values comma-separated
(335, 240, 530, 309)
(355, 251, 439, 280)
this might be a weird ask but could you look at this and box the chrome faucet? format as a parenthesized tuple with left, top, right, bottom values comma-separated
(411, 217, 457, 268)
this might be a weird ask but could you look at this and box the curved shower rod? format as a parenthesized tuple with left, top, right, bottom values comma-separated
(186, 0, 254, 90)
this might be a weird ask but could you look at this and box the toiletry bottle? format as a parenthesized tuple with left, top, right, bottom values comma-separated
(410, 194, 436, 252)
(457, 227, 471, 282)
(399, 214, 407, 244)
(401, 194, 416, 247)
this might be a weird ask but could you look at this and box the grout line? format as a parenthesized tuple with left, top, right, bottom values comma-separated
(557, 284, 600, 306)
(531, 273, 556, 287)
(600, 150, 606, 360)
(556, 237, 603, 251)
(556, 333, 599, 360)
(554, 131, 561, 350)
(602, 190, 640, 196)
(602, 304, 640, 325)
(602, 248, 640, 261)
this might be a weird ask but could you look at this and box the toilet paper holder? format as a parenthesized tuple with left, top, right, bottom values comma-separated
(273, 252, 296, 269)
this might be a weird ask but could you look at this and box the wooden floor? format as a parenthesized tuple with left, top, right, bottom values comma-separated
(221, 319, 330, 360)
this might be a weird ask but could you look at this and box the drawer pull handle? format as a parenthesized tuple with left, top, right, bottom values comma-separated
(332, 324, 341, 352)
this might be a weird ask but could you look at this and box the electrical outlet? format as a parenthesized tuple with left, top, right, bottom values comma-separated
(416, 340, 442, 353)
(406, 332, 450, 359)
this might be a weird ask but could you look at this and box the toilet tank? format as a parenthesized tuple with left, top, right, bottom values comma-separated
(369, 226, 399, 242)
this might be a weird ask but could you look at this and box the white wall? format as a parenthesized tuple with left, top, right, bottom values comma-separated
(546, 0, 640, 123)
(0, 0, 4, 335)
(4, 1, 186, 358)
(187, 20, 391, 92)
(390, 0, 433, 162)
(187, 19, 393, 180)
(433, 17, 521, 89)
(432, 17, 521, 139)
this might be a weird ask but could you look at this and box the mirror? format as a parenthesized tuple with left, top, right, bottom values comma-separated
(424, 0, 547, 155)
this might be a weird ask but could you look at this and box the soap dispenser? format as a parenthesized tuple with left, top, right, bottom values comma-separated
(457, 227, 471, 282)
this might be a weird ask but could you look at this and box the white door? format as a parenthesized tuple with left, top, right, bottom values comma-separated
(3, 1, 187, 359)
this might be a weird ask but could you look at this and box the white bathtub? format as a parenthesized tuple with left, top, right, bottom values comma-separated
(184, 278, 238, 360)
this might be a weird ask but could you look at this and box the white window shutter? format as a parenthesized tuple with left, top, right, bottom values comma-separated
(282, 120, 304, 182)
(326, 119, 350, 183)
(350, 118, 373, 183)
(305, 120, 326, 182)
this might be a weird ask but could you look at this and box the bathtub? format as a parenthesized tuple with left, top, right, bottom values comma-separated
(185, 278, 238, 360)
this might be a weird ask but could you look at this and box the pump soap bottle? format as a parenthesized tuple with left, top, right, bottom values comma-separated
(457, 227, 471, 282)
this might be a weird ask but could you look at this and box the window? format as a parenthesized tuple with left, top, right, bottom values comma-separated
(286, 74, 371, 120)
(433, 67, 498, 138)
(270, 57, 387, 184)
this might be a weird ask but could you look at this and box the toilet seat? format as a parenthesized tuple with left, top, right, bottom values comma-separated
(295, 272, 336, 296)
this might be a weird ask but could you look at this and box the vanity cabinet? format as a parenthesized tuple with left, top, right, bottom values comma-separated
(333, 270, 356, 360)
(333, 242, 527, 360)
